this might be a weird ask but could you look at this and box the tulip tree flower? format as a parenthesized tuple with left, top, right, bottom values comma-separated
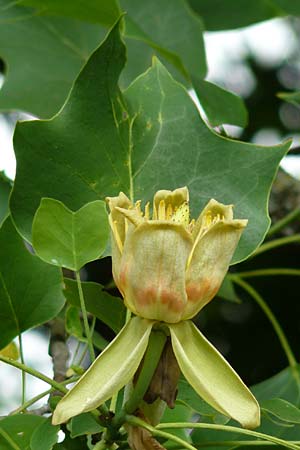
(53, 187, 260, 430)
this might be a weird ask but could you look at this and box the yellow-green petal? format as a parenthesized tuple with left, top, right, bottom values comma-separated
(119, 222, 192, 322)
(52, 317, 153, 424)
(169, 320, 260, 429)
(184, 221, 246, 319)
(153, 187, 189, 220)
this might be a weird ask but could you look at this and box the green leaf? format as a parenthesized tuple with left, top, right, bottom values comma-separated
(64, 278, 126, 334)
(0, 0, 107, 117)
(191, 422, 244, 450)
(65, 305, 84, 340)
(261, 398, 300, 424)
(10, 21, 128, 241)
(53, 432, 87, 450)
(187, 0, 280, 30)
(52, 316, 153, 424)
(272, 0, 300, 15)
(31, 418, 59, 450)
(248, 367, 300, 440)
(0, 172, 11, 225)
(168, 320, 260, 428)
(68, 413, 102, 438)
(121, 0, 207, 85)
(123, 58, 290, 263)
(32, 198, 109, 271)
(0, 217, 65, 348)
(278, 91, 300, 106)
(19, 0, 120, 26)
(177, 378, 229, 423)
(93, 330, 109, 351)
(10, 20, 290, 262)
(162, 402, 193, 442)
(0, 414, 45, 450)
(252, 364, 300, 405)
(194, 79, 248, 127)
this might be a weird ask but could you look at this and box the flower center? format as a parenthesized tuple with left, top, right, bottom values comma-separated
(201, 210, 225, 234)
(156, 199, 190, 226)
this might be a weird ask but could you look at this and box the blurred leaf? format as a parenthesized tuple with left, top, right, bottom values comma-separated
(0, 341, 19, 360)
(0, 216, 65, 348)
(53, 433, 87, 449)
(194, 79, 248, 127)
(10, 21, 290, 263)
(32, 198, 109, 271)
(19, 0, 120, 26)
(162, 402, 193, 442)
(64, 278, 126, 334)
(0, 0, 107, 117)
(188, 0, 279, 30)
(191, 360, 300, 447)
(31, 418, 59, 450)
(217, 276, 240, 303)
(272, 0, 300, 15)
(65, 305, 84, 340)
(261, 398, 300, 424)
(93, 330, 109, 350)
(191, 421, 245, 450)
(252, 364, 300, 405)
(177, 378, 229, 423)
(278, 91, 300, 106)
(0, 414, 45, 450)
(121, 0, 207, 85)
(68, 413, 102, 438)
(251, 366, 300, 439)
(0, 172, 11, 225)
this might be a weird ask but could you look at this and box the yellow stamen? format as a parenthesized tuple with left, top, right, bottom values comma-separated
(187, 210, 224, 269)
(171, 201, 190, 226)
(144, 202, 150, 220)
(166, 203, 173, 220)
(135, 200, 142, 214)
(158, 200, 166, 220)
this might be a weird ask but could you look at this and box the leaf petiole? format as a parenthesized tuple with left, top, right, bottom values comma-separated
(75, 270, 95, 362)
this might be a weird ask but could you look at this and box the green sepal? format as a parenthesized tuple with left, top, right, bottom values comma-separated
(52, 316, 153, 424)
(168, 320, 260, 429)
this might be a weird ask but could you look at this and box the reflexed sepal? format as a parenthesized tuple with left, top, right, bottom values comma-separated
(52, 317, 153, 424)
(168, 320, 260, 429)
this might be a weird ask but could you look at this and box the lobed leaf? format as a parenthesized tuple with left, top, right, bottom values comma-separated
(32, 198, 109, 270)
